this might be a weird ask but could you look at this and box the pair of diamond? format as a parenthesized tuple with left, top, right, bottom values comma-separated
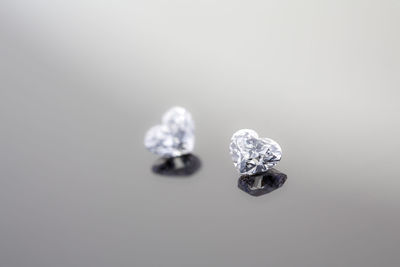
(144, 107, 282, 175)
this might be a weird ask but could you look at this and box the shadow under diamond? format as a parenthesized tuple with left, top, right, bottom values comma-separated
(152, 154, 201, 177)
(238, 168, 287, 196)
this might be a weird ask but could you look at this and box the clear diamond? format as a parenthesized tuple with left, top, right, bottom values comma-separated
(230, 129, 282, 175)
(144, 107, 195, 157)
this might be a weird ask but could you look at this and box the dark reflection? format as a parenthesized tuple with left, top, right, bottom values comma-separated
(152, 154, 201, 176)
(238, 169, 287, 196)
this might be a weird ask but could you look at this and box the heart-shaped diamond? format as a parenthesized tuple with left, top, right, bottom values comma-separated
(144, 107, 194, 157)
(230, 129, 282, 175)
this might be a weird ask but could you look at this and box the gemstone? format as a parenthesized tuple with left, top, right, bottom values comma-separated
(238, 168, 287, 196)
(152, 154, 201, 176)
(230, 129, 282, 175)
(144, 107, 195, 157)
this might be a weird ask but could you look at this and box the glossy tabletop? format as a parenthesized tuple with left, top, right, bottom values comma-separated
(0, 1, 399, 266)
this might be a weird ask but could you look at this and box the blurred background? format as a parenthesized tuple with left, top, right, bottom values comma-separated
(0, 1, 399, 266)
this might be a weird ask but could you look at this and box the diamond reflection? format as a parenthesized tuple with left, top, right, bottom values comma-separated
(152, 154, 201, 176)
(238, 168, 287, 196)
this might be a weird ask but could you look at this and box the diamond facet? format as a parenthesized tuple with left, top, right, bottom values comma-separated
(230, 129, 282, 175)
(144, 107, 194, 157)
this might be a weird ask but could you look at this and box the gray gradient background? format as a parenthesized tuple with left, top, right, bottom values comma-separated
(1, 1, 400, 267)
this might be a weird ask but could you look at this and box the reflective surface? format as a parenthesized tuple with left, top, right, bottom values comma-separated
(0, 1, 399, 267)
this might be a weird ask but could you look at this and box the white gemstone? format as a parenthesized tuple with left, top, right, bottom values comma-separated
(144, 107, 194, 157)
(230, 129, 282, 175)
